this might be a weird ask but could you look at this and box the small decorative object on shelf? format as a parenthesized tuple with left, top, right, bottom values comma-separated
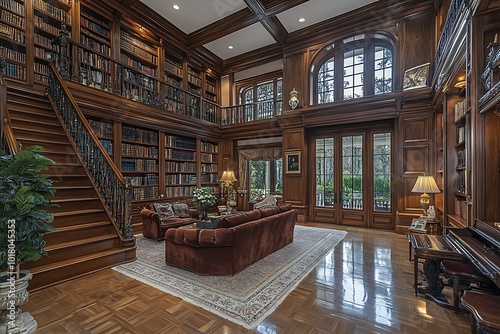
(289, 88, 299, 110)
(192, 187, 217, 221)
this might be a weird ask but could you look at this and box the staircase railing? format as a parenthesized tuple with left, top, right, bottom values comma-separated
(47, 59, 134, 241)
(0, 58, 18, 155)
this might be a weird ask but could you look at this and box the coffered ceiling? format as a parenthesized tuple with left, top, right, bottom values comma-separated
(139, 0, 379, 60)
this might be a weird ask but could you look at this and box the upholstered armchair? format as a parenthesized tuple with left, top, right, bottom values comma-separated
(140, 202, 198, 240)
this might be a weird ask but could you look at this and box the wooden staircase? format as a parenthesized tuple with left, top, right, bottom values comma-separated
(6, 84, 136, 291)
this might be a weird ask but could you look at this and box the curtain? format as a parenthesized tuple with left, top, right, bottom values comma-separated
(237, 147, 282, 190)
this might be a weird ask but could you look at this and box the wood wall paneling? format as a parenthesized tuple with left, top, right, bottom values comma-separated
(283, 52, 307, 110)
(402, 12, 435, 71)
(403, 145, 430, 174)
(484, 111, 500, 222)
(402, 117, 429, 142)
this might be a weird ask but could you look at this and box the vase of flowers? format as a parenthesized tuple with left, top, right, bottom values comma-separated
(192, 187, 217, 221)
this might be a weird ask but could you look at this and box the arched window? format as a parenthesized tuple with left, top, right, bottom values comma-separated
(238, 75, 282, 121)
(313, 34, 394, 104)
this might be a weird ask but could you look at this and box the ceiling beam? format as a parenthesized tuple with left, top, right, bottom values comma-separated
(119, 0, 138, 6)
(188, 0, 307, 48)
(243, 0, 288, 44)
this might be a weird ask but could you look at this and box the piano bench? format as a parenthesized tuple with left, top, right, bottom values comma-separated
(462, 291, 500, 334)
(442, 260, 494, 312)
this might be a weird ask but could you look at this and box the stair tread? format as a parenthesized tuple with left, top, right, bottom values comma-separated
(45, 234, 118, 251)
(52, 197, 99, 203)
(50, 221, 112, 233)
(12, 126, 66, 136)
(28, 247, 133, 274)
(54, 185, 93, 189)
(52, 208, 106, 217)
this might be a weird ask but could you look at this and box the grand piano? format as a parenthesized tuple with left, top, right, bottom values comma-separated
(409, 219, 500, 304)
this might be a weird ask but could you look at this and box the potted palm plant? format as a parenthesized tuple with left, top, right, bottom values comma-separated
(0, 145, 56, 333)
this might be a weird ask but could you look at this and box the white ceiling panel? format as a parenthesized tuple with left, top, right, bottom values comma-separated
(203, 23, 277, 59)
(277, 0, 379, 33)
(141, 0, 248, 34)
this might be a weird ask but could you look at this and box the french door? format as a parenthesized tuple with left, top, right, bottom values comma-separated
(314, 128, 393, 229)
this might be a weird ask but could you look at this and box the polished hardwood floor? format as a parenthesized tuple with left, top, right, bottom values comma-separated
(24, 223, 472, 333)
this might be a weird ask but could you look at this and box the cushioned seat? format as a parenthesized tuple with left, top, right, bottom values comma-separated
(141, 201, 198, 240)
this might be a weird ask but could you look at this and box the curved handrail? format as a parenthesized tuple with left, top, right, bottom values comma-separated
(47, 61, 133, 240)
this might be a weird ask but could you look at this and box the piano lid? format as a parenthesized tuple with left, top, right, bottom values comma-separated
(445, 219, 500, 287)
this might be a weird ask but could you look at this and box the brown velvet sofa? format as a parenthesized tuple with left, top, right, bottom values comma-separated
(140, 201, 198, 240)
(164, 204, 297, 275)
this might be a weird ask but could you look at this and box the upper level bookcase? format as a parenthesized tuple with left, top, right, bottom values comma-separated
(78, 4, 112, 91)
(33, 0, 71, 84)
(0, 0, 26, 81)
(119, 26, 158, 77)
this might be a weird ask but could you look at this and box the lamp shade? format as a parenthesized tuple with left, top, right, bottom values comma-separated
(220, 170, 237, 183)
(411, 175, 440, 194)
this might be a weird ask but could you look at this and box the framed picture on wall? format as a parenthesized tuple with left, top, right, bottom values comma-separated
(403, 62, 430, 90)
(285, 150, 301, 174)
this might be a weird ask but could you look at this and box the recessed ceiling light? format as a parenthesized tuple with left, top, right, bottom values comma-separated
(228, 46, 234, 49)
(173, 4, 180, 10)
(299, 18, 306, 23)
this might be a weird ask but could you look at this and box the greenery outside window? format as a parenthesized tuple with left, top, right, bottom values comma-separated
(249, 159, 282, 200)
(373, 133, 391, 212)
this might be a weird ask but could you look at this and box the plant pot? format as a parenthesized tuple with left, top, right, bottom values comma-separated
(0, 270, 37, 334)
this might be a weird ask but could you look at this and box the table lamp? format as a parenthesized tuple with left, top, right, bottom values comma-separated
(219, 169, 237, 213)
(411, 175, 440, 217)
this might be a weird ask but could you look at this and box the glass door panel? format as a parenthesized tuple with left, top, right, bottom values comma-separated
(315, 138, 335, 207)
(342, 135, 363, 210)
(373, 133, 391, 212)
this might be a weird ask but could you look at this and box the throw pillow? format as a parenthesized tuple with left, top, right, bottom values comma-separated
(154, 203, 175, 220)
(172, 202, 190, 218)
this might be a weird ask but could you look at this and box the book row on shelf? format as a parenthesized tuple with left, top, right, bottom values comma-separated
(34, 33, 52, 48)
(457, 149, 466, 167)
(201, 152, 218, 163)
(34, 0, 71, 25)
(200, 141, 218, 153)
(119, 61, 157, 79)
(34, 61, 48, 74)
(457, 170, 466, 194)
(81, 17, 109, 38)
(200, 174, 219, 183)
(99, 139, 112, 155)
(122, 143, 158, 158)
(34, 73, 47, 83)
(201, 164, 218, 173)
(81, 9, 109, 29)
(121, 158, 158, 172)
(122, 126, 158, 144)
(0, 21, 24, 43)
(79, 50, 111, 71)
(1, 8, 25, 28)
(457, 126, 466, 143)
(165, 135, 196, 149)
(80, 67, 110, 88)
(81, 34, 110, 56)
(454, 99, 467, 121)
(34, 46, 50, 59)
(165, 148, 195, 161)
(128, 174, 158, 186)
(165, 174, 197, 185)
(0, 0, 24, 16)
(165, 161, 196, 173)
(0, 45, 25, 63)
(2, 61, 26, 79)
(132, 186, 159, 200)
(165, 186, 195, 198)
(164, 100, 184, 113)
(89, 119, 113, 137)
(187, 70, 201, 87)
(165, 60, 182, 77)
(34, 15, 59, 35)
(120, 30, 156, 54)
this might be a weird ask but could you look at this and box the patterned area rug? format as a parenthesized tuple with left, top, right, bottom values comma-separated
(113, 225, 347, 329)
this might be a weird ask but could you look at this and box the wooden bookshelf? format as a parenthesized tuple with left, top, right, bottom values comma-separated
(88, 118, 113, 156)
(78, 4, 112, 91)
(163, 52, 184, 113)
(164, 134, 197, 198)
(200, 140, 219, 197)
(0, 0, 26, 81)
(121, 124, 159, 201)
(119, 27, 158, 76)
(33, 0, 71, 84)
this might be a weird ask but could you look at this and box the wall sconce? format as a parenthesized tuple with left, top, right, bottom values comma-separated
(289, 88, 299, 110)
(411, 175, 440, 217)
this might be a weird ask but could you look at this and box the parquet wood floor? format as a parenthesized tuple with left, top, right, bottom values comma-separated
(24, 223, 472, 333)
